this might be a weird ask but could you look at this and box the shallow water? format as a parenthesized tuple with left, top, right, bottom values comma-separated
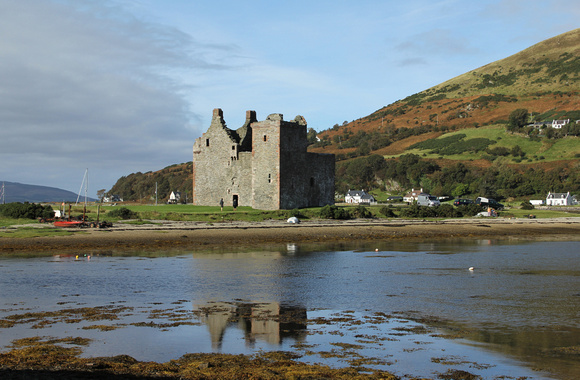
(0, 239, 578, 379)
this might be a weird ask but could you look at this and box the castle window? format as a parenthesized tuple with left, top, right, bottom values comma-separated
(263, 135, 267, 142)
(232, 145, 235, 150)
(268, 174, 271, 183)
(206, 138, 210, 147)
(310, 177, 315, 187)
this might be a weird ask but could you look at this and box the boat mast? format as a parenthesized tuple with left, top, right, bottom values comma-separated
(75, 169, 89, 206)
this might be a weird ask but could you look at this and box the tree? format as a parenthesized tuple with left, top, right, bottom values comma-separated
(451, 183, 469, 198)
(510, 145, 525, 158)
(306, 128, 318, 144)
(96, 189, 106, 201)
(507, 109, 529, 132)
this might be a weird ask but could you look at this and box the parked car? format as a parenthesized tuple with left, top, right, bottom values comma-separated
(417, 193, 441, 207)
(475, 197, 504, 210)
(453, 198, 474, 206)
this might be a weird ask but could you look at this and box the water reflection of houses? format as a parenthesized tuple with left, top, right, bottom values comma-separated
(195, 301, 307, 350)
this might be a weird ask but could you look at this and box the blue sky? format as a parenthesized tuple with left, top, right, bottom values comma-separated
(1, 0, 578, 195)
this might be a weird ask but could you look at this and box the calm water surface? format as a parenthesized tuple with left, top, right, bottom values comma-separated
(0, 239, 578, 379)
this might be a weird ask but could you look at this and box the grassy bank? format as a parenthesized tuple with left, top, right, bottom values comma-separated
(0, 203, 578, 233)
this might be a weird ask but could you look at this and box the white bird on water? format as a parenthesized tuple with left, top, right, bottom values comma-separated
(468, 267, 474, 271)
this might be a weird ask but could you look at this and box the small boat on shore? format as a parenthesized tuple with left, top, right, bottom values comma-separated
(53, 220, 85, 228)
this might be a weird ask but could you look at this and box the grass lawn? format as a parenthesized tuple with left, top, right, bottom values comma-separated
(394, 124, 580, 163)
(1, 204, 577, 233)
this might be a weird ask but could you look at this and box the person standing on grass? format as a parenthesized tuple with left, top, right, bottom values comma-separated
(219, 198, 224, 211)
(233, 197, 238, 211)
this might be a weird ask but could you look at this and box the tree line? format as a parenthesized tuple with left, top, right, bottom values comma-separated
(336, 153, 579, 200)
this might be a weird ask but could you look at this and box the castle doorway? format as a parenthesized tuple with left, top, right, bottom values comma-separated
(232, 194, 239, 209)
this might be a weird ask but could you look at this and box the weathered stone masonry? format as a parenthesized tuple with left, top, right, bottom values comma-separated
(192, 109, 334, 210)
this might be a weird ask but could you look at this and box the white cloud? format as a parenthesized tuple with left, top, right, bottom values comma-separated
(0, 0, 236, 193)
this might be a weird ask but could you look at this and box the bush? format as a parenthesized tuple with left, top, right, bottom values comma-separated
(379, 206, 397, 218)
(107, 207, 138, 220)
(351, 205, 373, 218)
(399, 204, 437, 218)
(457, 204, 485, 216)
(436, 204, 457, 217)
(520, 201, 535, 210)
(0, 202, 54, 220)
(319, 205, 350, 220)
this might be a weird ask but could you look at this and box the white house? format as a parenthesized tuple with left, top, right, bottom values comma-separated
(345, 190, 376, 204)
(403, 188, 423, 203)
(168, 191, 181, 204)
(546, 191, 575, 206)
(552, 119, 570, 129)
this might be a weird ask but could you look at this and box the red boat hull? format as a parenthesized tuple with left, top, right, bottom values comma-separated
(54, 221, 84, 227)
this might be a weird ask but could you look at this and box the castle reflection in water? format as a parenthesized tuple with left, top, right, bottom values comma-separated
(195, 301, 308, 350)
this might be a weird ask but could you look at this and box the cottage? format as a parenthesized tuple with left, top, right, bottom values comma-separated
(168, 191, 181, 204)
(551, 119, 570, 129)
(345, 190, 375, 204)
(546, 191, 575, 206)
(403, 188, 423, 203)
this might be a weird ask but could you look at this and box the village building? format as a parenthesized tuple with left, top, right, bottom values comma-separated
(344, 190, 376, 204)
(192, 109, 334, 210)
(403, 188, 423, 203)
(168, 191, 181, 204)
(546, 191, 576, 206)
(551, 119, 570, 129)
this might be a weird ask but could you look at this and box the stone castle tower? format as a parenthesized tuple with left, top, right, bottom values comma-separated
(192, 108, 334, 210)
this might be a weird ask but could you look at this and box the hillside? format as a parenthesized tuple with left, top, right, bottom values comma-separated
(108, 162, 193, 202)
(310, 28, 580, 160)
(0, 181, 94, 203)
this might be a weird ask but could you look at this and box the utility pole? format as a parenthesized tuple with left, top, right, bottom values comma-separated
(155, 182, 158, 206)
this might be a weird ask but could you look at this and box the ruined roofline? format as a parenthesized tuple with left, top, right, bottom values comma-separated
(212, 108, 307, 129)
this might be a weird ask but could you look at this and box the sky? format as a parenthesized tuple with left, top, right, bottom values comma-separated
(1, 0, 578, 196)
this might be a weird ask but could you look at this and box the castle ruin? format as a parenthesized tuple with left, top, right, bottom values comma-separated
(192, 109, 334, 210)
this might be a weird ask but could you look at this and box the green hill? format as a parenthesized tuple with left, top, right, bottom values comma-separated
(312, 28, 580, 160)
(108, 162, 192, 203)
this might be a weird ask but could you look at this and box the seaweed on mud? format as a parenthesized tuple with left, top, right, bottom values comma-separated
(2, 306, 134, 328)
(0, 343, 399, 379)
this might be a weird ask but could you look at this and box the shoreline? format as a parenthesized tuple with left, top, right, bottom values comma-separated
(1, 217, 579, 254)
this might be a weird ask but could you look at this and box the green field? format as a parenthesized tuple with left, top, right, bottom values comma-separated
(1, 203, 578, 233)
(393, 124, 580, 162)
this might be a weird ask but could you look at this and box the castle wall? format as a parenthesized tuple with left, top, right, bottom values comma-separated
(192, 109, 252, 207)
(193, 109, 334, 210)
(251, 116, 281, 210)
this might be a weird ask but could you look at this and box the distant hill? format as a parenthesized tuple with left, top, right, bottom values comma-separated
(0, 181, 95, 203)
(108, 162, 192, 202)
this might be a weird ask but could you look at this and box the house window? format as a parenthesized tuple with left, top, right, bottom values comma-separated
(263, 135, 267, 142)
(206, 138, 210, 147)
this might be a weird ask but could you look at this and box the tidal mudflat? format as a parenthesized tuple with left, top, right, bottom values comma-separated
(1, 239, 578, 379)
